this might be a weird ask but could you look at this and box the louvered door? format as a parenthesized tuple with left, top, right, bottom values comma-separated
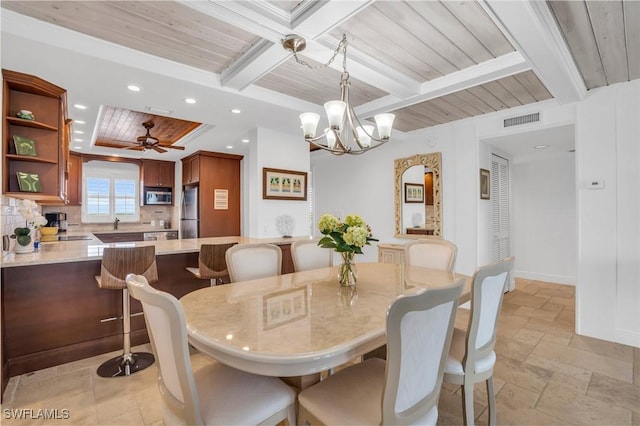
(491, 155, 510, 262)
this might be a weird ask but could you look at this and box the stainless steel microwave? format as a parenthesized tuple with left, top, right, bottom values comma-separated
(144, 189, 172, 205)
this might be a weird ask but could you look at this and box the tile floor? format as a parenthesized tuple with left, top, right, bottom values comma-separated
(1, 278, 639, 425)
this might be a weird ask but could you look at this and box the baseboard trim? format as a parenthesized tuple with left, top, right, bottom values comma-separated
(514, 270, 576, 286)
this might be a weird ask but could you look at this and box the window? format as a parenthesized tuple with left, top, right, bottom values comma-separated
(82, 161, 140, 223)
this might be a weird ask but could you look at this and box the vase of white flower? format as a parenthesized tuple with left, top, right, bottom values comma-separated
(317, 213, 378, 287)
(11, 199, 47, 254)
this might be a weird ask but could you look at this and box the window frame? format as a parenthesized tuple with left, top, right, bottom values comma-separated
(82, 161, 140, 223)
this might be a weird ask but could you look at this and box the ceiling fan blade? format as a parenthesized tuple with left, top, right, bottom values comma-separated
(161, 145, 186, 150)
(152, 145, 168, 153)
(124, 145, 145, 151)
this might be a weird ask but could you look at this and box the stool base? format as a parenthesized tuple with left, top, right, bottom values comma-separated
(97, 352, 155, 378)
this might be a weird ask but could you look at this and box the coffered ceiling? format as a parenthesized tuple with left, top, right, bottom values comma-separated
(1, 1, 638, 159)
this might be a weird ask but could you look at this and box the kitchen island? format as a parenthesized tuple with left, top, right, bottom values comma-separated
(0, 234, 310, 396)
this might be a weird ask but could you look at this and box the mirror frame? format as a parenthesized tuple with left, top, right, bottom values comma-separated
(394, 152, 442, 238)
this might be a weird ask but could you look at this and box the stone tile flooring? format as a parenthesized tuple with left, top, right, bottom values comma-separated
(2, 279, 639, 425)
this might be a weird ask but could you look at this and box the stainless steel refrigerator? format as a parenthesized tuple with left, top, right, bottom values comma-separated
(180, 186, 199, 239)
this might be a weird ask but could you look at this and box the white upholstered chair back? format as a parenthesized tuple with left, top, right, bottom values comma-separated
(443, 256, 515, 425)
(405, 239, 458, 272)
(225, 243, 282, 282)
(290, 239, 333, 272)
(383, 279, 465, 424)
(125, 274, 203, 425)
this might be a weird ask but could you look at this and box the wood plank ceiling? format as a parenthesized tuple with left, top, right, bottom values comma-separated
(2, 0, 638, 141)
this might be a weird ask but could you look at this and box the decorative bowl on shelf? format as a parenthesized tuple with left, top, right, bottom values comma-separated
(16, 110, 35, 120)
(40, 226, 58, 236)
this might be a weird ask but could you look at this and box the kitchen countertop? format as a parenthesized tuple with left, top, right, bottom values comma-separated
(0, 234, 314, 268)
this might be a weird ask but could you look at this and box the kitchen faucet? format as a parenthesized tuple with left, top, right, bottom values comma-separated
(114, 217, 120, 230)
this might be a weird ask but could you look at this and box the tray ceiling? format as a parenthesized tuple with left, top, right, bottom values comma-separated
(1, 0, 638, 154)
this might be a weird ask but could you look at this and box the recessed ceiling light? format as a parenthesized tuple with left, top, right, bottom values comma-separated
(73, 104, 87, 110)
(184, 98, 196, 104)
(226, 145, 234, 149)
(73, 146, 82, 150)
(230, 109, 241, 114)
(74, 130, 84, 134)
(534, 144, 550, 149)
(241, 139, 250, 143)
(74, 138, 83, 142)
(127, 85, 141, 92)
(74, 120, 85, 124)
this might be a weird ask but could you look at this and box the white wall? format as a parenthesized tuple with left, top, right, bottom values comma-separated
(511, 155, 577, 284)
(245, 127, 311, 238)
(576, 80, 640, 347)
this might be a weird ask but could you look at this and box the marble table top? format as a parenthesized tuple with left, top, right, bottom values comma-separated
(181, 262, 470, 377)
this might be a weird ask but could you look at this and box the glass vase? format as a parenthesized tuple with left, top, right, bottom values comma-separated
(337, 251, 357, 287)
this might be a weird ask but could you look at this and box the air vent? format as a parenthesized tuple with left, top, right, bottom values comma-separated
(503, 112, 540, 128)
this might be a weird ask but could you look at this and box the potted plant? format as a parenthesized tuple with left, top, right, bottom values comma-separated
(11, 199, 47, 254)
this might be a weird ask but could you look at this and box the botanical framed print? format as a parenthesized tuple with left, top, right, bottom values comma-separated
(404, 183, 424, 203)
(480, 168, 490, 200)
(262, 167, 307, 200)
(13, 136, 37, 156)
(16, 172, 42, 192)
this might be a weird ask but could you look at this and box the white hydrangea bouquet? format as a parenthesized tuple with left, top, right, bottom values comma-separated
(317, 213, 377, 286)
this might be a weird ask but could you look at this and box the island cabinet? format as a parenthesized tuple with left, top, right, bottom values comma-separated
(0, 252, 208, 389)
(2, 69, 68, 203)
(142, 159, 175, 188)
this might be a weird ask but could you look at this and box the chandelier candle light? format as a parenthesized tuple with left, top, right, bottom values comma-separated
(283, 34, 395, 155)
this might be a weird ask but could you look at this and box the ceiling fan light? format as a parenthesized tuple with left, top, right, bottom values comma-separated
(324, 101, 346, 129)
(300, 112, 320, 138)
(374, 113, 395, 139)
(356, 125, 374, 147)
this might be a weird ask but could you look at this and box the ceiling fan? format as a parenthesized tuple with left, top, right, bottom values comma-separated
(126, 120, 186, 153)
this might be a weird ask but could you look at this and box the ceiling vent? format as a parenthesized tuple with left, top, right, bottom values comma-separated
(503, 112, 540, 128)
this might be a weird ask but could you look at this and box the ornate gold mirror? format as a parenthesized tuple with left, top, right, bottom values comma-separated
(394, 153, 442, 238)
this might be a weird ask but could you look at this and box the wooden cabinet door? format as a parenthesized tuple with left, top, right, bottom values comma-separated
(182, 156, 199, 185)
(143, 160, 175, 188)
(66, 152, 82, 205)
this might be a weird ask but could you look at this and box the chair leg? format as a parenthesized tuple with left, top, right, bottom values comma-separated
(287, 403, 296, 426)
(461, 382, 475, 426)
(487, 376, 496, 425)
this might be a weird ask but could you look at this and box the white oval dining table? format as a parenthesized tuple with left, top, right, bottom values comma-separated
(180, 262, 470, 378)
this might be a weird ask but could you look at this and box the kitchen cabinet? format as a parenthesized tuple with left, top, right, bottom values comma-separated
(181, 154, 199, 185)
(142, 159, 174, 188)
(195, 151, 243, 237)
(66, 151, 82, 205)
(94, 232, 144, 243)
(2, 69, 68, 203)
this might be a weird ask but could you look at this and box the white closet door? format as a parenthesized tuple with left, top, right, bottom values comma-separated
(491, 155, 510, 263)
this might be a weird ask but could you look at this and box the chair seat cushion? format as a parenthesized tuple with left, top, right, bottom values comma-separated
(444, 327, 496, 376)
(194, 362, 296, 425)
(299, 358, 385, 425)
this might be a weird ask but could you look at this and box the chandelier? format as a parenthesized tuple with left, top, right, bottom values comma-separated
(282, 34, 395, 155)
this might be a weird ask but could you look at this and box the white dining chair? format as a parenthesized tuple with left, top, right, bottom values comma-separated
(298, 278, 465, 426)
(225, 243, 282, 282)
(443, 256, 515, 425)
(125, 273, 296, 426)
(404, 238, 458, 272)
(290, 238, 333, 272)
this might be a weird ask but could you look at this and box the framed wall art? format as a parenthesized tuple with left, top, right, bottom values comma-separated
(262, 167, 307, 201)
(480, 168, 490, 200)
(404, 183, 424, 203)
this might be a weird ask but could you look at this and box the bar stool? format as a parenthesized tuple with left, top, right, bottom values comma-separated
(96, 246, 158, 378)
(186, 243, 237, 286)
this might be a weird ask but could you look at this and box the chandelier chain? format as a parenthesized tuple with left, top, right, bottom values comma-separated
(290, 35, 348, 71)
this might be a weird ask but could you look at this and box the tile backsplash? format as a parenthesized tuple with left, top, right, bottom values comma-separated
(1, 195, 178, 243)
